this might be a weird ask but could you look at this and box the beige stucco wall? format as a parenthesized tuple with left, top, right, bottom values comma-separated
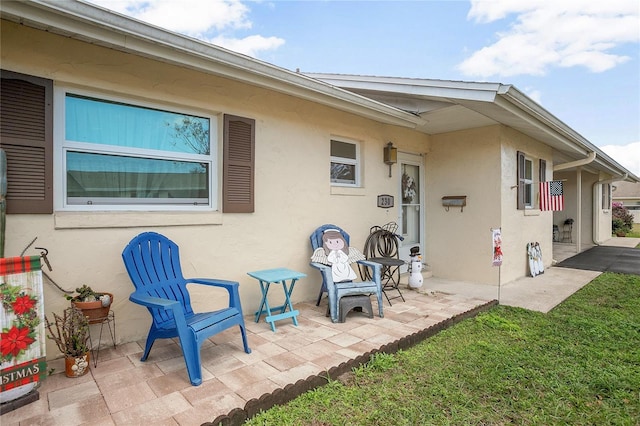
(2, 21, 430, 356)
(425, 126, 502, 285)
(425, 125, 558, 286)
(499, 127, 553, 284)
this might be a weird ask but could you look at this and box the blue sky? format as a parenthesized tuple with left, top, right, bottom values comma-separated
(88, 0, 640, 175)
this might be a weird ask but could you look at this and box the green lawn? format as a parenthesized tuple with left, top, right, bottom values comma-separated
(628, 223, 640, 238)
(246, 273, 640, 425)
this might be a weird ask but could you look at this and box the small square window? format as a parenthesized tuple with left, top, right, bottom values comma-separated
(330, 139, 360, 187)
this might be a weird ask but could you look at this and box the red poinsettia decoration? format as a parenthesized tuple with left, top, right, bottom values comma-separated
(1, 282, 41, 363)
(12, 295, 36, 315)
(1, 326, 36, 358)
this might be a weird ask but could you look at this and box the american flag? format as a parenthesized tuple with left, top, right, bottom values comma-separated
(540, 181, 564, 211)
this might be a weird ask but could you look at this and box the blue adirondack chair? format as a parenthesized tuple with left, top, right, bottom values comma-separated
(309, 224, 384, 323)
(122, 231, 251, 386)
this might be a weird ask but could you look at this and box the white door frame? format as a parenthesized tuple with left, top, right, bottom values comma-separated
(397, 152, 425, 267)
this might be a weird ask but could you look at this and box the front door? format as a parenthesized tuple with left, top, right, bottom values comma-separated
(397, 153, 424, 268)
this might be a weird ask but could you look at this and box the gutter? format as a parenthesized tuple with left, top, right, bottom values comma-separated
(593, 174, 628, 245)
(1, 0, 420, 129)
(553, 152, 596, 171)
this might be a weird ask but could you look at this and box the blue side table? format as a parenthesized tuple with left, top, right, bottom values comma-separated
(247, 267, 306, 332)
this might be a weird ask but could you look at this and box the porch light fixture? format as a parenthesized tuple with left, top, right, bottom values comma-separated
(383, 142, 397, 177)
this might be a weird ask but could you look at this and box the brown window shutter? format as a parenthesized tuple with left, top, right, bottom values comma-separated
(516, 151, 525, 210)
(539, 159, 546, 183)
(223, 114, 255, 213)
(0, 70, 53, 214)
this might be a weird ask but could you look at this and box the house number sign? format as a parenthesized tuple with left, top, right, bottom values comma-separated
(377, 194, 394, 208)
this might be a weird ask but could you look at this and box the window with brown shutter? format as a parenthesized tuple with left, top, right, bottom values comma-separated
(0, 70, 53, 214)
(539, 159, 547, 183)
(223, 114, 255, 213)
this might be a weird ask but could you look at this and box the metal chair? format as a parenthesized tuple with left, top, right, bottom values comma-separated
(122, 231, 251, 386)
(309, 224, 384, 323)
(361, 222, 405, 305)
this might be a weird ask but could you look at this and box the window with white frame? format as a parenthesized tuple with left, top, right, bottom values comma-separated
(601, 183, 611, 209)
(59, 91, 216, 210)
(517, 151, 534, 209)
(330, 138, 360, 186)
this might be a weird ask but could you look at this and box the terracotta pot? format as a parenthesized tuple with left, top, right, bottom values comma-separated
(72, 293, 113, 324)
(65, 353, 90, 377)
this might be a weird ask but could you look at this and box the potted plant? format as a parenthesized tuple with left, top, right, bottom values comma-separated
(44, 306, 91, 377)
(66, 285, 112, 324)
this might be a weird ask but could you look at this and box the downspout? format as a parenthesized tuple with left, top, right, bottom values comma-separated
(553, 152, 596, 254)
(593, 173, 628, 245)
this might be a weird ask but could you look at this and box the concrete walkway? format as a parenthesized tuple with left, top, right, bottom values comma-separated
(426, 237, 639, 313)
(424, 267, 601, 314)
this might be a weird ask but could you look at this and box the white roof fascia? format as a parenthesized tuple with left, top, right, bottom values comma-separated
(305, 73, 501, 103)
(497, 87, 639, 181)
(311, 73, 638, 182)
(1, 0, 420, 129)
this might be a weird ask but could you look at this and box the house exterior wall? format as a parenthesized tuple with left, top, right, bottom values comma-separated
(578, 173, 598, 245)
(425, 126, 502, 285)
(590, 173, 613, 243)
(499, 127, 553, 284)
(2, 21, 430, 355)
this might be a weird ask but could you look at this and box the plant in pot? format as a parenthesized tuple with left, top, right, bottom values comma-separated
(66, 285, 113, 324)
(44, 306, 91, 377)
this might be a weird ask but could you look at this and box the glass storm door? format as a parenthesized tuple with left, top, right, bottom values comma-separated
(398, 153, 424, 268)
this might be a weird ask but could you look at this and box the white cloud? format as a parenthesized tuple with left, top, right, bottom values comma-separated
(600, 141, 640, 177)
(211, 35, 285, 57)
(87, 0, 284, 57)
(523, 87, 542, 104)
(458, 0, 640, 78)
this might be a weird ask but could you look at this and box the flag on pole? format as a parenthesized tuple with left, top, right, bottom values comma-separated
(492, 228, 503, 267)
(539, 181, 564, 211)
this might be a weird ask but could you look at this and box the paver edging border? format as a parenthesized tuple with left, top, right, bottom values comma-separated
(206, 299, 498, 426)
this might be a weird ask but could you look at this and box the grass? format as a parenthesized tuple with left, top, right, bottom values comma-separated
(626, 223, 640, 238)
(246, 273, 640, 425)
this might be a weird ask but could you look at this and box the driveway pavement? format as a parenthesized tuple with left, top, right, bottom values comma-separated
(556, 245, 640, 276)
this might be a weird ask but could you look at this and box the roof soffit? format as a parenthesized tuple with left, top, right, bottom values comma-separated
(310, 74, 638, 181)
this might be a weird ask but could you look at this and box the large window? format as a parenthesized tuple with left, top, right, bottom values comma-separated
(330, 138, 360, 187)
(60, 92, 216, 210)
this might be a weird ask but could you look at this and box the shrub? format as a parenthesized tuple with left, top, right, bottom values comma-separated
(612, 202, 634, 235)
